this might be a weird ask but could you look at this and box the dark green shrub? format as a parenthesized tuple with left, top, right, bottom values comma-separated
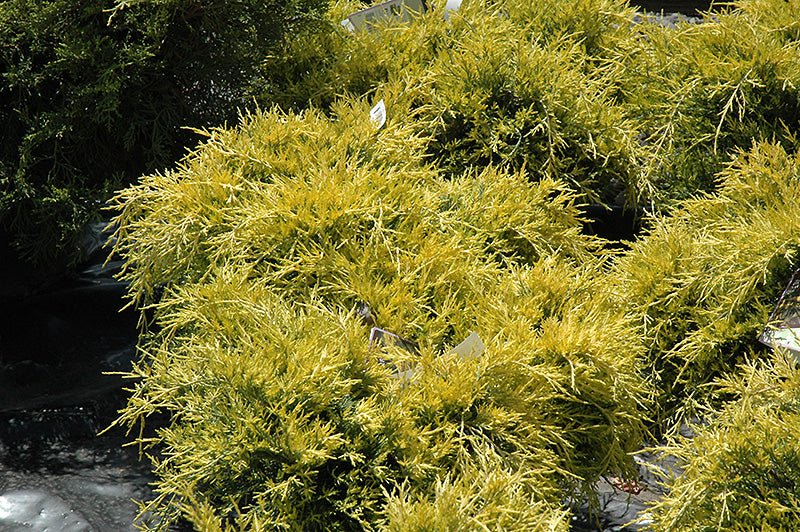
(0, 0, 327, 264)
(612, 142, 800, 433)
(648, 352, 800, 530)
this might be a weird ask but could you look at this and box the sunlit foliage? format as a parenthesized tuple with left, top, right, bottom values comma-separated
(648, 352, 800, 530)
(111, 103, 649, 529)
(106, 0, 800, 528)
(613, 142, 800, 433)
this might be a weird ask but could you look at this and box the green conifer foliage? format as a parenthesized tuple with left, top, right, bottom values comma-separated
(613, 142, 800, 432)
(648, 352, 800, 530)
(110, 103, 650, 528)
(0, 0, 328, 265)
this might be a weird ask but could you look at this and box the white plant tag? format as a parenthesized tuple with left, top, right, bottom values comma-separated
(342, 0, 427, 32)
(443, 0, 463, 20)
(392, 367, 418, 382)
(370, 99, 387, 129)
(368, 327, 420, 383)
(340, 18, 356, 32)
(368, 326, 418, 354)
(450, 331, 485, 360)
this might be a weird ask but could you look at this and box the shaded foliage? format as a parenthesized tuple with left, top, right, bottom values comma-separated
(0, 0, 327, 264)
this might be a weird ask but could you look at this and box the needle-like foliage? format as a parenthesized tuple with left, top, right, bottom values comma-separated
(0, 0, 328, 265)
(612, 142, 800, 434)
(614, 3, 800, 205)
(263, 0, 647, 206)
(107, 0, 800, 528)
(647, 352, 800, 530)
(120, 276, 570, 530)
(110, 101, 650, 528)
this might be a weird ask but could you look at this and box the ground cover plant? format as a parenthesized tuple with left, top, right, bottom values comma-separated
(104, 0, 800, 528)
(264, 0, 649, 205)
(612, 142, 800, 433)
(614, 1, 800, 206)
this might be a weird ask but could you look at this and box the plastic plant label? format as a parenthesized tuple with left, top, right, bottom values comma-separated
(443, 0, 463, 20)
(340, 0, 427, 32)
(368, 327, 419, 381)
(370, 99, 387, 129)
(355, 301, 376, 326)
(760, 269, 800, 357)
(368, 327, 419, 355)
(392, 368, 417, 382)
(450, 331, 485, 360)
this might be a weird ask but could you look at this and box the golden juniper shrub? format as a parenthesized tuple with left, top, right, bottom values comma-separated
(496, 0, 637, 57)
(110, 103, 429, 309)
(111, 103, 601, 317)
(471, 262, 651, 497)
(262, 0, 648, 205)
(384, 464, 570, 531)
(648, 352, 800, 531)
(615, 3, 800, 205)
(612, 142, 800, 434)
(110, 101, 650, 527)
(116, 273, 574, 530)
(265, 0, 638, 108)
(735, 0, 800, 43)
(402, 33, 642, 205)
(105, 0, 800, 527)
